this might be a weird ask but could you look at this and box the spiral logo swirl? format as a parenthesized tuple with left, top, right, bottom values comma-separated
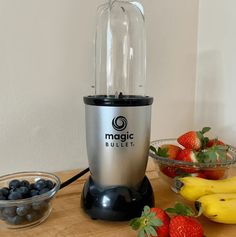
(112, 116, 128, 131)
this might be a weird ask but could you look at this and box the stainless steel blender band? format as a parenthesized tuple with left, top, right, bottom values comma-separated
(84, 97, 153, 188)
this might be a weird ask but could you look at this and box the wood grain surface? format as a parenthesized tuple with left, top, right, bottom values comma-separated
(0, 161, 236, 237)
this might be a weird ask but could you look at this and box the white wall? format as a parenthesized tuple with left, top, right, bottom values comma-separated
(0, 0, 198, 175)
(195, 0, 236, 145)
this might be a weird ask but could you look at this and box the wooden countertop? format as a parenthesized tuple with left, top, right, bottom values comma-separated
(1, 163, 236, 237)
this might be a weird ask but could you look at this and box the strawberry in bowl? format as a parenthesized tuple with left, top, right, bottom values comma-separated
(149, 127, 236, 187)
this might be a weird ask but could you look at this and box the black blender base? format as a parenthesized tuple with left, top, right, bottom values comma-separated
(81, 176, 154, 221)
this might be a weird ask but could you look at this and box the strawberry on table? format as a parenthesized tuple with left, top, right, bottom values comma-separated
(177, 127, 211, 150)
(151, 208, 170, 237)
(169, 215, 203, 237)
(130, 206, 170, 237)
(166, 203, 204, 237)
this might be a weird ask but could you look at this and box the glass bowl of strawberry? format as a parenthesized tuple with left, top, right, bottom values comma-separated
(149, 127, 236, 186)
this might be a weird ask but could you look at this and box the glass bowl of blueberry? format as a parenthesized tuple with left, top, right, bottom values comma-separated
(0, 171, 61, 229)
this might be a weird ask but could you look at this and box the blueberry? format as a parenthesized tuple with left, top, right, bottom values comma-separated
(45, 180, 54, 190)
(0, 208, 6, 220)
(32, 201, 44, 211)
(32, 201, 49, 213)
(0, 194, 7, 200)
(16, 186, 29, 197)
(6, 215, 25, 225)
(39, 188, 49, 195)
(16, 205, 31, 216)
(0, 187, 9, 197)
(2, 207, 16, 218)
(30, 189, 39, 197)
(34, 179, 47, 190)
(20, 180, 30, 188)
(29, 183, 35, 190)
(8, 191, 23, 200)
(26, 211, 39, 222)
(38, 201, 49, 214)
(9, 179, 21, 189)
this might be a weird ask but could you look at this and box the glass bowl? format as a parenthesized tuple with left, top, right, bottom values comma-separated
(0, 171, 61, 229)
(149, 139, 236, 185)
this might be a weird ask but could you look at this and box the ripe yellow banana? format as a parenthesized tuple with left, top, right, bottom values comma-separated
(195, 193, 236, 224)
(174, 176, 236, 201)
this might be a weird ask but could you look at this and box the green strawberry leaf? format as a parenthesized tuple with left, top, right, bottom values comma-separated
(144, 227, 151, 237)
(149, 218, 163, 226)
(138, 229, 145, 237)
(176, 203, 195, 216)
(130, 218, 141, 230)
(149, 145, 169, 157)
(149, 226, 158, 236)
(148, 211, 156, 218)
(196, 151, 206, 163)
(217, 150, 227, 161)
(150, 145, 157, 153)
(201, 136, 210, 149)
(197, 127, 211, 149)
(165, 207, 176, 214)
(197, 144, 228, 163)
(158, 147, 169, 157)
(208, 151, 217, 161)
(143, 205, 151, 215)
(130, 206, 161, 237)
(165, 203, 195, 216)
(201, 127, 211, 134)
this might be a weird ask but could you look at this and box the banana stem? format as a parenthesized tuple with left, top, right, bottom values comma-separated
(194, 201, 203, 217)
(174, 178, 184, 192)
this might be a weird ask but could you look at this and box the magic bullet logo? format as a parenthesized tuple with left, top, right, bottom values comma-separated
(105, 116, 134, 148)
(112, 116, 127, 131)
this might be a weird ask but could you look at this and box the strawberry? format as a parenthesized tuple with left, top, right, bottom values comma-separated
(200, 169, 226, 180)
(192, 172, 207, 179)
(177, 127, 211, 150)
(151, 208, 170, 237)
(176, 149, 198, 163)
(159, 144, 182, 159)
(206, 138, 225, 147)
(165, 203, 204, 237)
(150, 144, 182, 159)
(169, 215, 203, 237)
(159, 165, 177, 178)
(175, 149, 198, 173)
(130, 206, 170, 237)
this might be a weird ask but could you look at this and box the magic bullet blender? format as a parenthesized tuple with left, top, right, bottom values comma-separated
(81, 0, 154, 221)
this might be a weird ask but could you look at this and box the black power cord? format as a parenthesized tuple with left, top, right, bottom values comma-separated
(59, 167, 90, 190)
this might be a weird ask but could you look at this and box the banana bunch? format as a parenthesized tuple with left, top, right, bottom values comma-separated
(174, 176, 236, 224)
(196, 193, 236, 224)
(174, 176, 236, 201)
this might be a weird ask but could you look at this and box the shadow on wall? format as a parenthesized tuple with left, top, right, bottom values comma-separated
(194, 50, 231, 143)
(195, 50, 236, 145)
(195, 50, 225, 130)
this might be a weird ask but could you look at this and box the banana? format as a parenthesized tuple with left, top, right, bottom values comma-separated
(174, 176, 236, 201)
(195, 193, 236, 224)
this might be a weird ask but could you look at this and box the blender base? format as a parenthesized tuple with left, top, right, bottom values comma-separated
(81, 175, 154, 221)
